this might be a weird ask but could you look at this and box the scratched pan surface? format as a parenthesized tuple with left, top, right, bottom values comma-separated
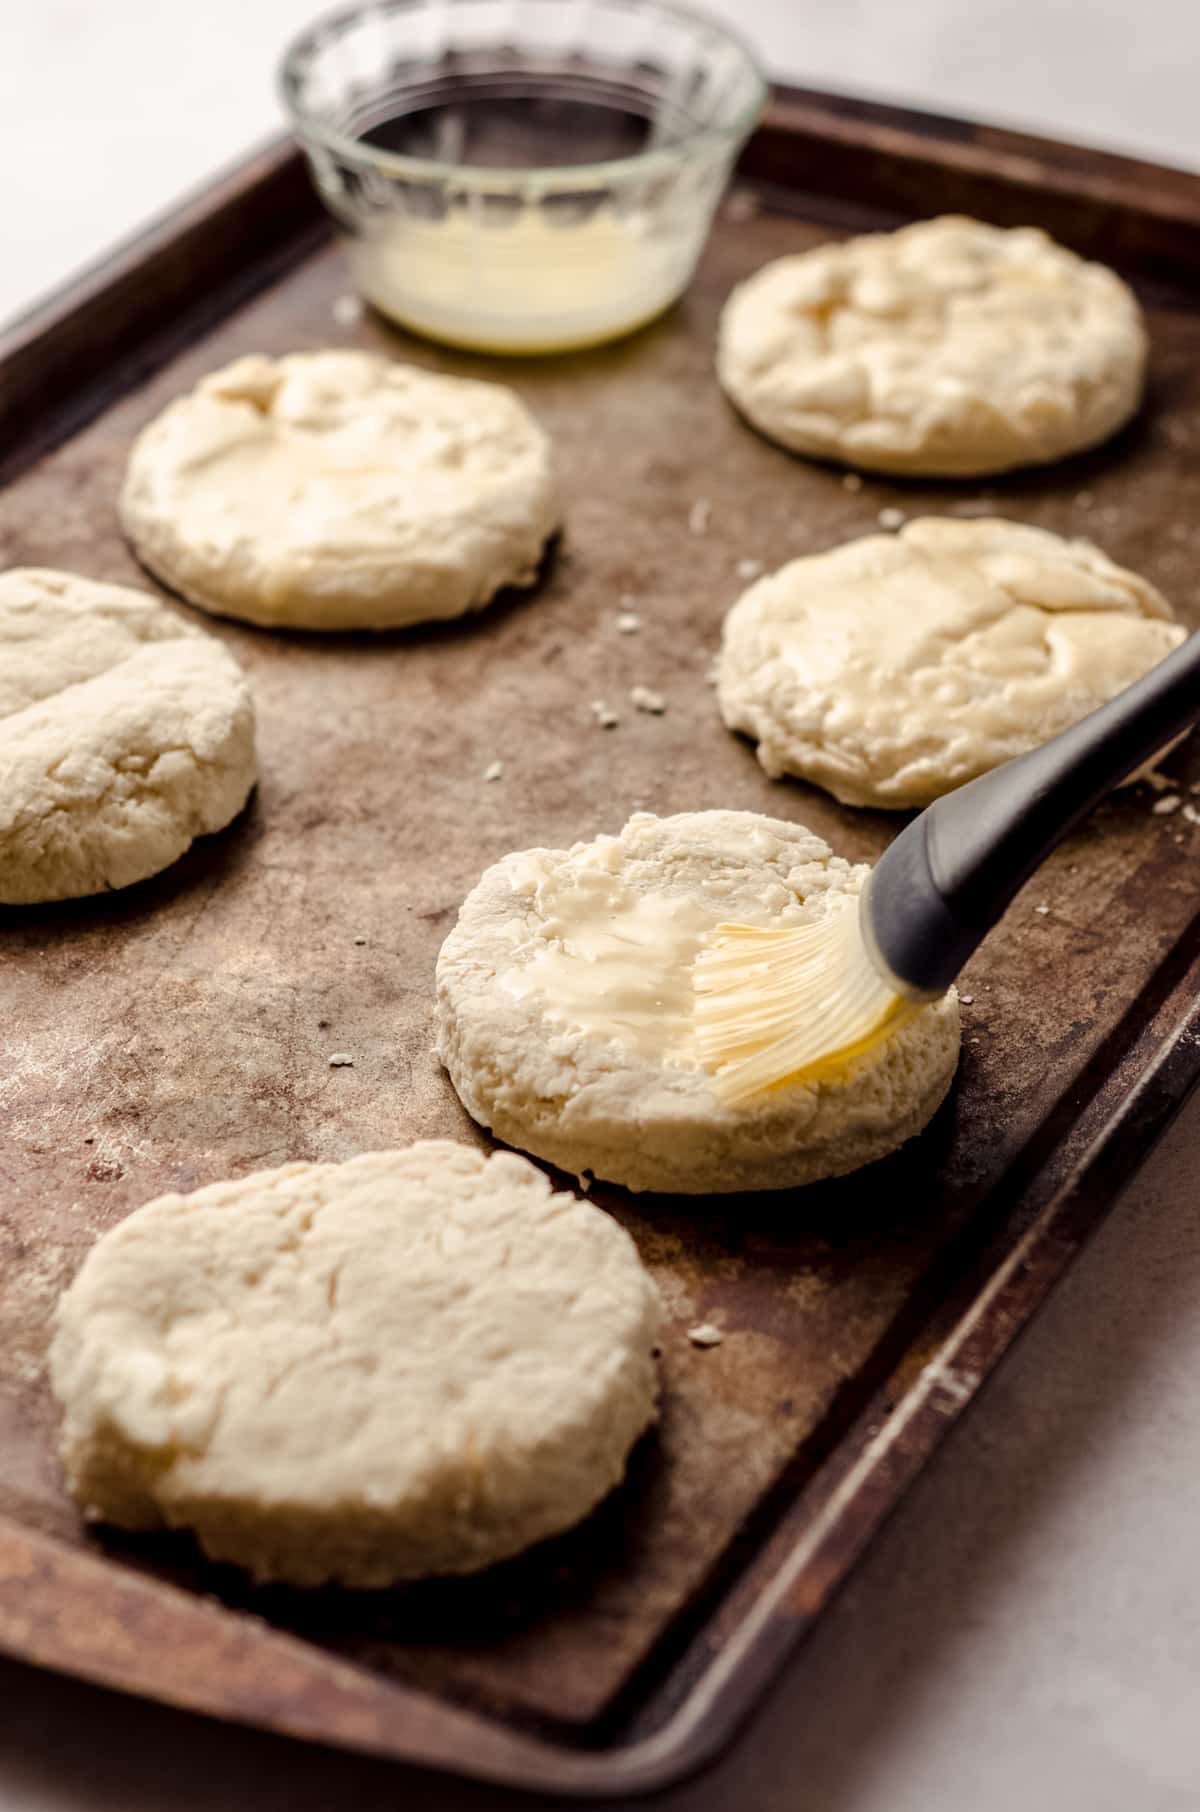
(1, 91, 1199, 1796)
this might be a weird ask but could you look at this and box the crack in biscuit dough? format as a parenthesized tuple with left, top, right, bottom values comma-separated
(436, 811, 960, 1194)
(0, 568, 256, 903)
(50, 1142, 661, 1587)
(717, 518, 1184, 810)
(717, 217, 1147, 476)
(119, 350, 561, 631)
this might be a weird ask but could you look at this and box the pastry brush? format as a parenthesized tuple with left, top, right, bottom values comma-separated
(694, 632, 1200, 1104)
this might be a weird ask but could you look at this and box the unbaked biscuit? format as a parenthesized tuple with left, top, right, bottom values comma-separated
(0, 568, 255, 904)
(718, 216, 1146, 476)
(50, 1142, 661, 1586)
(436, 810, 959, 1194)
(119, 350, 560, 631)
(717, 518, 1184, 809)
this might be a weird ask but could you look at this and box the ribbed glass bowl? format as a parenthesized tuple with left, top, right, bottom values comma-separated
(279, 0, 766, 353)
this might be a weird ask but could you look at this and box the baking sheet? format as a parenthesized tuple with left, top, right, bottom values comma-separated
(1, 91, 1199, 1793)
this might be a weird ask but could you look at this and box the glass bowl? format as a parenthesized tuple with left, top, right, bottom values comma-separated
(278, 0, 767, 354)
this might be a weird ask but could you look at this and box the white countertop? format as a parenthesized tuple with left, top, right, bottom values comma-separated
(4, 6, 1200, 1810)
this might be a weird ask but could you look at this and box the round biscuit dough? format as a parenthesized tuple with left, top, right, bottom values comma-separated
(436, 810, 960, 1195)
(717, 518, 1185, 810)
(50, 1142, 661, 1587)
(0, 568, 256, 904)
(717, 216, 1147, 477)
(119, 350, 560, 631)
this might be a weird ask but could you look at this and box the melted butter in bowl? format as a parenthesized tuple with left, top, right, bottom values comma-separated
(355, 207, 698, 357)
(278, 1, 766, 356)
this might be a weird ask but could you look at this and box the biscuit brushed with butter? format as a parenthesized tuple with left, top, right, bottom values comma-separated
(119, 350, 560, 631)
(436, 811, 959, 1194)
(51, 1143, 661, 1586)
(718, 216, 1146, 476)
(717, 518, 1184, 809)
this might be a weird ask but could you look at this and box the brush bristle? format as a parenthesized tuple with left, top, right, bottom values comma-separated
(692, 898, 914, 1104)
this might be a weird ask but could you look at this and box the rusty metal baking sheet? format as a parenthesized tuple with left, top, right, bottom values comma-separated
(2, 95, 1200, 1794)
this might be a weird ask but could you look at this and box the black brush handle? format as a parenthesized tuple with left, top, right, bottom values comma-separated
(868, 632, 1200, 996)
